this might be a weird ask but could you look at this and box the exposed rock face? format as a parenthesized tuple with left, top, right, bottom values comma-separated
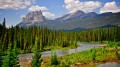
(22, 10, 46, 23)
(65, 10, 85, 20)
(55, 10, 98, 21)
(56, 10, 85, 21)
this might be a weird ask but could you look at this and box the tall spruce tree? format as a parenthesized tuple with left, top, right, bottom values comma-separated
(31, 37, 42, 67)
(3, 18, 6, 28)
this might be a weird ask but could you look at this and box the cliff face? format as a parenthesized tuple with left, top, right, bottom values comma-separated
(22, 10, 46, 23)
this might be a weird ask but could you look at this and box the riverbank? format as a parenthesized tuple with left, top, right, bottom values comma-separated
(41, 42, 120, 67)
(19, 42, 120, 67)
(19, 42, 99, 67)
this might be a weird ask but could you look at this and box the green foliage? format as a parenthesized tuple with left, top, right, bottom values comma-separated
(31, 37, 43, 67)
(0, 47, 3, 67)
(2, 44, 20, 67)
(0, 18, 120, 66)
(62, 60, 72, 67)
(51, 51, 59, 65)
(109, 42, 120, 47)
(92, 47, 96, 62)
(0, 18, 120, 54)
(13, 43, 20, 67)
(115, 46, 120, 60)
(62, 42, 120, 66)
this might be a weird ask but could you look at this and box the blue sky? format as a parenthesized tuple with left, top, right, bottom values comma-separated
(0, 0, 120, 27)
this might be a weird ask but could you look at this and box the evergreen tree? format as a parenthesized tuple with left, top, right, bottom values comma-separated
(100, 28, 103, 43)
(92, 47, 96, 62)
(3, 18, 6, 28)
(0, 44, 3, 67)
(51, 51, 59, 65)
(31, 37, 42, 67)
(2, 44, 20, 67)
(107, 27, 110, 43)
(12, 42, 20, 67)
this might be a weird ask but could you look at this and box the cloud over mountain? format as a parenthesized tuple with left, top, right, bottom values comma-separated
(64, 0, 101, 13)
(0, 0, 35, 10)
(42, 12, 55, 18)
(28, 5, 55, 18)
(28, 5, 48, 12)
(100, 1, 120, 13)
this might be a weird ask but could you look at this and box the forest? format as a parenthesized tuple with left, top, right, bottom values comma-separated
(0, 18, 120, 67)
(0, 18, 120, 54)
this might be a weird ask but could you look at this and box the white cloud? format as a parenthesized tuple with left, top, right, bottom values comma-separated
(20, 15, 25, 19)
(28, 5, 55, 18)
(0, 0, 35, 10)
(100, 1, 120, 13)
(28, 5, 48, 12)
(42, 12, 55, 18)
(64, 0, 101, 13)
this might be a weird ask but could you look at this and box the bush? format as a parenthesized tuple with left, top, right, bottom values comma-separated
(109, 42, 120, 47)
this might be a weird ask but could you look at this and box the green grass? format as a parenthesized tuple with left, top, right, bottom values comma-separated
(58, 42, 120, 66)
(80, 41, 109, 44)
(41, 42, 120, 67)
(43, 45, 77, 51)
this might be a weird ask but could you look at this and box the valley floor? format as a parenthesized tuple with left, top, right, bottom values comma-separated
(19, 42, 120, 67)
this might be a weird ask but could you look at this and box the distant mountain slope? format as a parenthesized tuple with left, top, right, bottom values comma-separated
(55, 10, 97, 21)
(18, 10, 120, 30)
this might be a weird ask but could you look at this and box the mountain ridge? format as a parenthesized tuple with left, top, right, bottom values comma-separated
(18, 10, 120, 30)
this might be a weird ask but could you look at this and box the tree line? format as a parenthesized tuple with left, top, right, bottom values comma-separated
(0, 18, 120, 67)
(0, 18, 120, 54)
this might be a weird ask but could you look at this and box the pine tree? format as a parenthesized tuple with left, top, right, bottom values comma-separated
(12, 42, 20, 67)
(2, 43, 20, 67)
(2, 44, 12, 67)
(31, 37, 42, 67)
(0, 43, 3, 67)
(3, 18, 6, 28)
(51, 51, 59, 65)
(92, 47, 96, 62)
(107, 27, 110, 43)
(100, 28, 103, 43)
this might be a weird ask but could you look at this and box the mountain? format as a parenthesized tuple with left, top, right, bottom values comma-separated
(19, 10, 46, 26)
(54, 10, 98, 22)
(60, 10, 85, 20)
(18, 10, 120, 30)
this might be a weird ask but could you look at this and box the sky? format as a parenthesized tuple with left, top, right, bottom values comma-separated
(0, 0, 120, 27)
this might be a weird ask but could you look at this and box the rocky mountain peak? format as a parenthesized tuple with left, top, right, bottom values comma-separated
(22, 10, 46, 23)
(62, 10, 85, 20)
(72, 10, 85, 15)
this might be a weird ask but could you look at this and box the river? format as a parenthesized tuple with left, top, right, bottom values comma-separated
(18, 42, 120, 67)
(18, 42, 99, 59)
